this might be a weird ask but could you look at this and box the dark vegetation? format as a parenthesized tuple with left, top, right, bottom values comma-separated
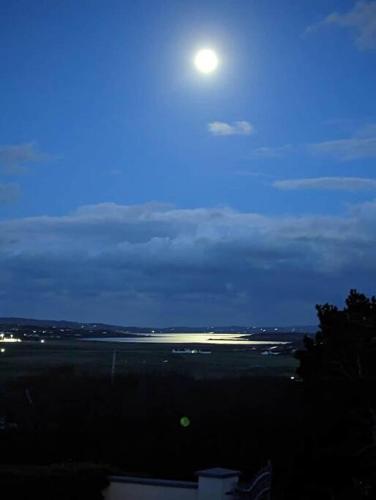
(1, 290, 376, 499)
(0, 370, 302, 482)
(289, 290, 376, 499)
(0, 463, 109, 500)
(0, 340, 298, 380)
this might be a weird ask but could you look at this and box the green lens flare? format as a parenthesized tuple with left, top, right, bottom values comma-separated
(180, 416, 190, 428)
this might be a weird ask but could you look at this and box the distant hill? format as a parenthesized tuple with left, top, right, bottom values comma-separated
(0, 317, 105, 328)
(0, 317, 317, 334)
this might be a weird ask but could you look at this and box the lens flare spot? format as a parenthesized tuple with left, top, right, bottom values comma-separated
(180, 416, 191, 428)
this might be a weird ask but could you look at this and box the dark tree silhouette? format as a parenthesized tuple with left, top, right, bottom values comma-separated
(296, 289, 376, 381)
(291, 290, 376, 499)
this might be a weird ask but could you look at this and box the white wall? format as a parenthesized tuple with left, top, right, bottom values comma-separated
(105, 478, 197, 500)
(105, 468, 240, 500)
(198, 475, 239, 500)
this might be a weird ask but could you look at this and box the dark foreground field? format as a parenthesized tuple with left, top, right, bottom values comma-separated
(0, 371, 303, 491)
(0, 339, 297, 381)
(0, 341, 304, 498)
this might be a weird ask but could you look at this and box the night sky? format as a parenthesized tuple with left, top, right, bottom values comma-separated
(1, 0, 376, 326)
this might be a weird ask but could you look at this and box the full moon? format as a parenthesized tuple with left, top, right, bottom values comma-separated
(194, 49, 219, 74)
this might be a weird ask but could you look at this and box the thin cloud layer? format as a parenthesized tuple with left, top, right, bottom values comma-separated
(307, 1, 376, 50)
(0, 183, 20, 203)
(0, 143, 51, 175)
(251, 124, 376, 161)
(274, 177, 376, 191)
(310, 136, 376, 161)
(251, 144, 294, 158)
(208, 121, 255, 136)
(1, 202, 376, 325)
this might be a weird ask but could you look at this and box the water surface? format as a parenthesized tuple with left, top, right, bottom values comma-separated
(84, 333, 287, 345)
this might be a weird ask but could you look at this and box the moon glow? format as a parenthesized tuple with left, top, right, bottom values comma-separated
(194, 49, 219, 74)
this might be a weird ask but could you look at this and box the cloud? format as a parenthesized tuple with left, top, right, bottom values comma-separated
(310, 136, 376, 160)
(234, 170, 274, 179)
(208, 121, 255, 136)
(1, 202, 376, 325)
(0, 143, 51, 174)
(356, 123, 376, 137)
(0, 183, 20, 203)
(274, 177, 376, 191)
(252, 124, 376, 162)
(307, 1, 376, 50)
(250, 144, 295, 158)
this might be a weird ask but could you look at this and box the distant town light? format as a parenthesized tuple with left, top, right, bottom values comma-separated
(1, 348, 5, 353)
(40, 339, 45, 344)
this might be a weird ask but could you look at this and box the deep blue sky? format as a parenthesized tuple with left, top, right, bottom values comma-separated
(0, 0, 376, 325)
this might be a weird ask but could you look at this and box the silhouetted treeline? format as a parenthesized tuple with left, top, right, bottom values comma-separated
(289, 290, 376, 499)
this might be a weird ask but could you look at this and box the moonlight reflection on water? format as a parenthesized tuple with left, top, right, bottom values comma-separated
(84, 333, 287, 345)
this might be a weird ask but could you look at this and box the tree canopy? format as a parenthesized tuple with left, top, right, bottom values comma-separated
(296, 289, 376, 381)
(291, 290, 376, 499)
